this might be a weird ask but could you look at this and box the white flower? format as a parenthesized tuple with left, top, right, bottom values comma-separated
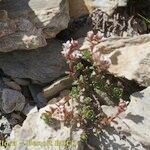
(61, 40, 72, 57)
(72, 50, 82, 59)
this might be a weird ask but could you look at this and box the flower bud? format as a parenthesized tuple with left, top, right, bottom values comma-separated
(87, 31, 94, 41)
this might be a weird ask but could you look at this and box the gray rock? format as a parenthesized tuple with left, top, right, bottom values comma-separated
(101, 87, 150, 147)
(107, 36, 150, 87)
(12, 78, 30, 86)
(0, 0, 69, 52)
(43, 76, 73, 99)
(59, 90, 70, 98)
(3, 81, 21, 91)
(22, 103, 38, 116)
(0, 88, 26, 114)
(0, 39, 67, 84)
(28, 85, 47, 108)
(0, 18, 47, 52)
(9, 113, 24, 126)
(37, 92, 47, 107)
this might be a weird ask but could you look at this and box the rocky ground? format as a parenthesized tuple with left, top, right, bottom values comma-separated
(0, 0, 149, 150)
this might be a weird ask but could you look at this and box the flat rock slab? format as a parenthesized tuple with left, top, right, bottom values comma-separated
(88, 126, 148, 150)
(43, 76, 73, 99)
(102, 87, 150, 147)
(0, 39, 67, 84)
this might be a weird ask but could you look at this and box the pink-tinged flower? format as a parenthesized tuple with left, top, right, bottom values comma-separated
(118, 99, 129, 113)
(93, 31, 103, 41)
(87, 31, 94, 41)
(87, 31, 103, 42)
(71, 39, 79, 47)
(62, 39, 80, 61)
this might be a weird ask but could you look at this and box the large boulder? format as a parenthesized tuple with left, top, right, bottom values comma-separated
(80, 33, 150, 87)
(107, 35, 150, 87)
(0, 0, 69, 51)
(0, 39, 67, 84)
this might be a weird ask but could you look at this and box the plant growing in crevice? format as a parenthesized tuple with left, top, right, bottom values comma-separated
(62, 31, 128, 138)
(41, 31, 128, 144)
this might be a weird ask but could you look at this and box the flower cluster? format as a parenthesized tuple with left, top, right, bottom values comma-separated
(61, 39, 82, 61)
(62, 31, 111, 76)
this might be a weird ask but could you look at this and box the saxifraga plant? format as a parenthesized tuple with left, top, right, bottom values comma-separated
(41, 31, 128, 143)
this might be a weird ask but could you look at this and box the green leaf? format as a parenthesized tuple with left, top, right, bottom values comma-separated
(79, 75, 84, 82)
(75, 62, 84, 71)
(82, 50, 91, 60)
(81, 107, 95, 120)
(84, 97, 92, 104)
(80, 133, 88, 142)
(138, 14, 150, 24)
(112, 87, 123, 99)
(41, 113, 51, 124)
(94, 82, 105, 90)
(71, 86, 80, 98)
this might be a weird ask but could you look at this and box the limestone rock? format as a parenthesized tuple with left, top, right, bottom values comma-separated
(69, 0, 128, 18)
(69, 0, 89, 19)
(102, 87, 150, 147)
(107, 35, 150, 87)
(88, 126, 149, 150)
(0, 88, 26, 114)
(7, 100, 83, 150)
(0, 39, 67, 84)
(80, 34, 150, 87)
